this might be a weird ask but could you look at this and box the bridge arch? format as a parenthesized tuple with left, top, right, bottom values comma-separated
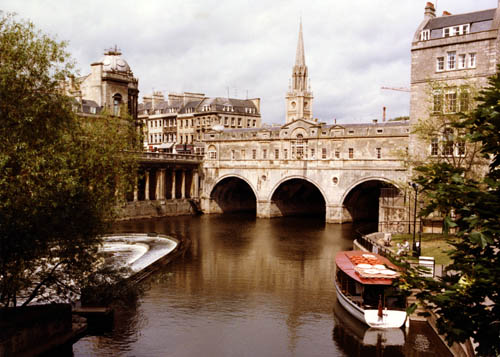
(209, 174, 257, 213)
(341, 176, 400, 223)
(268, 176, 327, 218)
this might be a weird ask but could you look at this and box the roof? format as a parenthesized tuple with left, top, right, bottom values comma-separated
(335, 251, 399, 286)
(424, 8, 495, 30)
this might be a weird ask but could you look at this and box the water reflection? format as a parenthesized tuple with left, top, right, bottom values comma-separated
(73, 215, 449, 356)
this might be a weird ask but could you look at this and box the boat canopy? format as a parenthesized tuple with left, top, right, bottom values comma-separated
(335, 251, 399, 286)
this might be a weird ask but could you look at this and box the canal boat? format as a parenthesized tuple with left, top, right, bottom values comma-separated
(334, 251, 407, 329)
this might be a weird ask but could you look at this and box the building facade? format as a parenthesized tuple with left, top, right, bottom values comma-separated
(410, 1, 500, 158)
(139, 92, 262, 153)
(72, 47, 139, 120)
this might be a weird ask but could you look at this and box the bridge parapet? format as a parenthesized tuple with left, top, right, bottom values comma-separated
(138, 152, 204, 164)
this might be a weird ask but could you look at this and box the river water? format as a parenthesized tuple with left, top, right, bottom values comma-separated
(72, 214, 450, 356)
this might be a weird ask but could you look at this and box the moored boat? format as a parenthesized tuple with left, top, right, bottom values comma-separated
(334, 251, 407, 329)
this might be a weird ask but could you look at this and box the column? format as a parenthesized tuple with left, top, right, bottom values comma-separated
(159, 169, 166, 200)
(191, 170, 199, 199)
(133, 176, 138, 201)
(171, 169, 176, 200)
(181, 170, 186, 199)
(145, 170, 150, 201)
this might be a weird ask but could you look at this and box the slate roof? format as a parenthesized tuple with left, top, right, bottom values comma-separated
(424, 8, 495, 30)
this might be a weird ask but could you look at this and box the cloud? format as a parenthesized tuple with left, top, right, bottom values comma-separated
(2, 0, 498, 124)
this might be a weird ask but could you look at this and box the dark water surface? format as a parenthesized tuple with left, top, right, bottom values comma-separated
(73, 214, 450, 356)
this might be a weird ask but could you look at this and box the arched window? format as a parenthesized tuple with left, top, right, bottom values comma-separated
(113, 93, 122, 116)
(208, 145, 217, 160)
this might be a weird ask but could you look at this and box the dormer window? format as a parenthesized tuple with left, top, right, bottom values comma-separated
(443, 28, 450, 37)
(420, 29, 430, 41)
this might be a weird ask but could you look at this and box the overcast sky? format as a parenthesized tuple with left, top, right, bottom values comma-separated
(2, 0, 498, 124)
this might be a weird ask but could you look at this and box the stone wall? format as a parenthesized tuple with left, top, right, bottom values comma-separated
(117, 199, 196, 220)
(0, 304, 73, 356)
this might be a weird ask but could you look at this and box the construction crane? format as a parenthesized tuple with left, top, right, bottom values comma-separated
(381, 86, 410, 92)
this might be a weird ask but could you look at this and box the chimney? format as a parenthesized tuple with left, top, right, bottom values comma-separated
(425, 2, 436, 19)
(373, 119, 378, 124)
(383, 106, 386, 122)
(442, 11, 452, 16)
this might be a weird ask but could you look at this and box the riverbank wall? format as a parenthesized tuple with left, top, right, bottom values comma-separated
(0, 304, 86, 356)
(117, 199, 197, 220)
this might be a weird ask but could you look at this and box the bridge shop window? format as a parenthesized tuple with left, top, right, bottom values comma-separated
(284, 149, 288, 159)
(241, 149, 245, 159)
(263, 149, 267, 159)
(376, 148, 381, 159)
(348, 148, 354, 159)
(275, 149, 279, 159)
(252, 149, 257, 159)
(334, 150, 340, 159)
(322, 148, 327, 159)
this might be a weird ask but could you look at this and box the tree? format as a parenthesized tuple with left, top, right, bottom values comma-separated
(0, 13, 141, 307)
(399, 70, 500, 356)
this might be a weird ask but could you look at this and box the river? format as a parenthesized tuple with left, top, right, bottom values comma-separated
(72, 214, 450, 356)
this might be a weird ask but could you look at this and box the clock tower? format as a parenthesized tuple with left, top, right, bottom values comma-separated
(285, 20, 313, 123)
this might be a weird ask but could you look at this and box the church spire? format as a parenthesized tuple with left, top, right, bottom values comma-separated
(295, 19, 305, 67)
(285, 19, 313, 124)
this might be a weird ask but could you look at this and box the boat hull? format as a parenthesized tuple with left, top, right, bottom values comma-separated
(334, 276, 406, 329)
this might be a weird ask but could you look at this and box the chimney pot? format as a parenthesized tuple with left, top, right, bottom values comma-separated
(383, 106, 386, 122)
(442, 11, 452, 16)
(425, 2, 436, 19)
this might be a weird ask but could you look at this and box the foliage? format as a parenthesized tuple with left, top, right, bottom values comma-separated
(0, 13, 141, 307)
(399, 69, 500, 356)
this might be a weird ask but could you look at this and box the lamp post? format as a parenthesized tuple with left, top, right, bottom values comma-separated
(409, 182, 419, 256)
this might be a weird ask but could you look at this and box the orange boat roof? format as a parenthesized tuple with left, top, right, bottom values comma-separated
(335, 251, 399, 286)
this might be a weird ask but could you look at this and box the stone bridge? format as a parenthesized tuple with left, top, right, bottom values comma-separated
(199, 120, 410, 224)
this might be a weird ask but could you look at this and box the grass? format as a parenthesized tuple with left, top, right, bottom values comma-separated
(390, 233, 457, 265)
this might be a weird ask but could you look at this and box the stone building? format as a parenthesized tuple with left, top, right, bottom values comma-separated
(139, 92, 261, 153)
(73, 47, 139, 120)
(410, 1, 500, 157)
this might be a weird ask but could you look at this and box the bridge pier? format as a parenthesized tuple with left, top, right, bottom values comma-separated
(256, 200, 282, 218)
(325, 204, 352, 224)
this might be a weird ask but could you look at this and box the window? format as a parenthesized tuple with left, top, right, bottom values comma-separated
(376, 148, 381, 159)
(231, 150, 235, 160)
(113, 93, 122, 116)
(377, 129, 383, 134)
(275, 149, 279, 159)
(310, 148, 315, 158)
(459, 89, 469, 112)
(322, 148, 327, 159)
(469, 53, 476, 68)
(348, 148, 354, 159)
(263, 149, 267, 159)
(241, 149, 245, 159)
(284, 149, 288, 159)
(452, 26, 460, 36)
(252, 149, 257, 159)
(447, 52, 456, 70)
(420, 30, 430, 41)
(445, 91, 457, 113)
(443, 128, 454, 156)
(443, 28, 450, 37)
(462, 24, 470, 34)
(458, 54, 466, 69)
(209, 151, 217, 159)
(457, 140, 465, 156)
(433, 92, 442, 113)
(335, 150, 340, 159)
(431, 138, 439, 156)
